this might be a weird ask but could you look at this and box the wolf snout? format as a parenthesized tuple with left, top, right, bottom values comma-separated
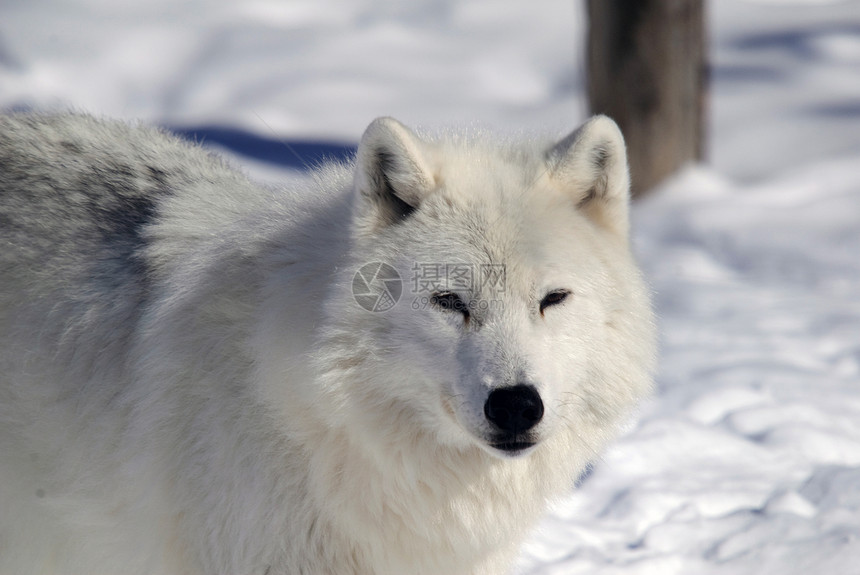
(484, 385, 544, 434)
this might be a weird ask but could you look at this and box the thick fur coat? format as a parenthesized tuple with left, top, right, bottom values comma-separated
(0, 113, 655, 575)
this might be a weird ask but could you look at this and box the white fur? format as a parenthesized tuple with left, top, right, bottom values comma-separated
(0, 113, 655, 574)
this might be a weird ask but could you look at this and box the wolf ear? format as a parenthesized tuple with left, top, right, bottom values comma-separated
(545, 115, 631, 238)
(354, 117, 436, 229)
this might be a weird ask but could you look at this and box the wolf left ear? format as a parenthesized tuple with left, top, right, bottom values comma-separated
(545, 115, 631, 238)
(354, 117, 436, 229)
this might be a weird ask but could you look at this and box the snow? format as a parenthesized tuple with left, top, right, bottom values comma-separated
(517, 156, 860, 573)
(2, 0, 859, 572)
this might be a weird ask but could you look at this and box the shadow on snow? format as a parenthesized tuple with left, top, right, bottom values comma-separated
(168, 125, 357, 171)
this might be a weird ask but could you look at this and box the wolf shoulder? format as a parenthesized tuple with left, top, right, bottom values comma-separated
(0, 114, 338, 291)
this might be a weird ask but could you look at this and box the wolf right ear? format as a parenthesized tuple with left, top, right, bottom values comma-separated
(545, 115, 631, 238)
(353, 117, 436, 230)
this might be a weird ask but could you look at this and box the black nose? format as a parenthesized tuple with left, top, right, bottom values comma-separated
(484, 385, 544, 434)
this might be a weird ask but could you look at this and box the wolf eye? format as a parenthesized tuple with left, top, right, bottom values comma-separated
(539, 289, 570, 315)
(431, 291, 469, 318)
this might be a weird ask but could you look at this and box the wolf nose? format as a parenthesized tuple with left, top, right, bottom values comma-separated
(484, 385, 544, 434)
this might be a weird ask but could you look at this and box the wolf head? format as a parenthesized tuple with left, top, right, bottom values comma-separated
(317, 116, 654, 465)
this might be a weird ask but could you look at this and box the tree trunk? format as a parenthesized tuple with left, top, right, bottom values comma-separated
(586, 0, 706, 196)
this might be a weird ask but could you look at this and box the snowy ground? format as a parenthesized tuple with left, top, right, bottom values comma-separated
(2, 1, 860, 573)
(518, 158, 860, 573)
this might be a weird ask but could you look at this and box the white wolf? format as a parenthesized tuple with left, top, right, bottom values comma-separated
(0, 113, 655, 575)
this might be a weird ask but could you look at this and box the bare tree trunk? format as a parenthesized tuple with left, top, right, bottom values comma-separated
(587, 0, 706, 196)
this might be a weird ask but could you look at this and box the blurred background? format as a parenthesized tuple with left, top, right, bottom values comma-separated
(2, 1, 860, 573)
(3, 0, 858, 183)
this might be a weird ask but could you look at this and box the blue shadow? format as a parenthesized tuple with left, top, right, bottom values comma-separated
(731, 23, 860, 61)
(168, 125, 357, 171)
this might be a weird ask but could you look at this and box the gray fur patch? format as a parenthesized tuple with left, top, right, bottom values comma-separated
(0, 115, 176, 292)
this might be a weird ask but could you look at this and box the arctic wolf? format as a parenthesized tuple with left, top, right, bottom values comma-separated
(0, 113, 655, 575)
